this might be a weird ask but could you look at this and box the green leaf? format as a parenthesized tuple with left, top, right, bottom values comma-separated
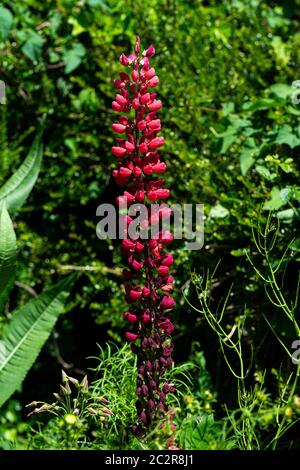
(0, 274, 76, 407)
(286, 105, 300, 116)
(263, 186, 292, 211)
(209, 203, 229, 218)
(271, 36, 290, 67)
(180, 415, 214, 450)
(255, 165, 276, 182)
(270, 83, 293, 99)
(239, 139, 260, 176)
(0, 202, 17, 313)
(87, 0, 112, 11)
(220, 132, 237, 154)
(276, 208, 295, 222)
(275, 125, 300, 148)
(219, 118, 250, 154)
(221, 102, 234, 116)
(279, 187, 293, 204)
(21, 31, 44, 62)
(63, 44, 86, 74)
(0, 120, 44, 213)
(242, 98, 277, 112)
(0, 6, 13, 40)
(240, 148, 256, 176)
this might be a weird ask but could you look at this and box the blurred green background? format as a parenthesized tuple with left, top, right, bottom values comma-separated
(0, 0, 300, 449)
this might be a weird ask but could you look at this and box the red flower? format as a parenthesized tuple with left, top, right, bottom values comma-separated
(159, 319, 174, 335)
(112, 37, 175, 433)
(160, 296, 175, 310)
(125, 332, 139, 342)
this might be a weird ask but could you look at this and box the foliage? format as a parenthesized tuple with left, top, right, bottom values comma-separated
(0, 274, 76, 407)
(0, 127, 75, 408)
(186, 216, 300, 449)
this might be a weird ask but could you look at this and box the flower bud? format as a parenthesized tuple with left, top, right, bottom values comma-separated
(120, 53, 129, 65)
(125, 332, 139, 342)
(112, 146, 126, 158)
(144, 45, 155, 57)
(124, 141, 134, 152)
(139, 142, 148, 153)
(124, 312, 138, 324)
(131, 259, 143, 271)
(148, 399, 155, 410)
(158, 265, 169, 276)
(140, 93, 151, 104)
(148, 99, 162, 111)
(133, 166, 142, 177)
(112, 123, 127, 133)
(116, 94, 127, 106)
(132, 98, 140, 110)
(149, 137, 164, 149)
(121, 239, 135, 251)
(119, 167, 132, 178)
(129, 289, 142, 301)
(160, 296, 175, 310)
(137, 120, 147, 131)
(139, 411, 147, 425)
(148, 76, 159, 87)
(145, 67, 155, 79)
(160, 319, 174, 334)
(162, 253, 174, 266)
(132, 69, 139, 81)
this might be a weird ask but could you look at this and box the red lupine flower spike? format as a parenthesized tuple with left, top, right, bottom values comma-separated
(112, 36, 175, 434)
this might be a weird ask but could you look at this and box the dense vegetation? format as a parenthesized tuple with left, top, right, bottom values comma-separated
(0, 0, 299, 450)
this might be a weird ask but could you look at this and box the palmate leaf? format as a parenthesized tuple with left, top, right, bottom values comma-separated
(0, 117, 45, 213)
(0, 274, 76, 407)
(180, 414, 215, 450)
(0, 201, 17, 313)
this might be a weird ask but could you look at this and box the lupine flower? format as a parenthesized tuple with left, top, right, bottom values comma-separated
(112, 36, 176, 433)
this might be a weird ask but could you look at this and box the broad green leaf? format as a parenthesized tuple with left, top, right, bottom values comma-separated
(255, 165, 276, 182)
(228, 116, 251, 128)
(220, 132, 237, 154)
(275, 125, 300, 148)
(240, 139, 259, 176)
(286, 105, 300, 116)
(270, 83, 292, 99)
(21, 31, 44, 62)
(63, 43, 86, 74)
(263, 187, 292, 211)
(0, 120, 44, 213)
(0, 6, 13, 40)
(219, 118, 250, 154)
(294, 189, 300, 202)
(0, 202, 17, 313)
(49, 12, 62, 35)
(221, 102, 234, 116)
(0, 274, 76, 407)
(242, 98, 277, 112)
(240, 148, 256, 176)
(209, 203, 229, 218)
(280, 187, 293, 204)
(180, 415, 214, 450)
(276, 208, 295, 221)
